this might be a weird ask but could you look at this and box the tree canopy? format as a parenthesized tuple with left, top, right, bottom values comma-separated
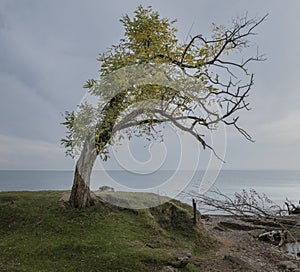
(61, 6, 267, 208)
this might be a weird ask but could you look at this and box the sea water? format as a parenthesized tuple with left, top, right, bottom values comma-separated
(0, 170, 299, 207)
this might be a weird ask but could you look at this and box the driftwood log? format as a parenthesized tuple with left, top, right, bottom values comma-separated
(258, 230, 288, 247)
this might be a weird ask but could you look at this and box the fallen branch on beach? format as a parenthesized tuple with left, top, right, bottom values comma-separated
(185, 188, 284, 217)
(185, 188, 299, 249)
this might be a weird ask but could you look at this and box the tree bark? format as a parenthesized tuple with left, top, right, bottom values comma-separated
(69, 141, 97, 208)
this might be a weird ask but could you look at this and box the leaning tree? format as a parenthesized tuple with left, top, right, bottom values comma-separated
(62, 6, 267, 208)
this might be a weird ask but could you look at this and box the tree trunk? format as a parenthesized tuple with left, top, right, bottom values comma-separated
(69, 141, 97, 208)
(69, 92, 127, 208)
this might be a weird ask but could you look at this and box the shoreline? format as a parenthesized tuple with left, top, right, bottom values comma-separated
(200, 213, 300, 271)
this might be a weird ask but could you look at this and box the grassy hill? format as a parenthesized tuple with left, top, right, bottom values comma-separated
(0, 191, 216, 272)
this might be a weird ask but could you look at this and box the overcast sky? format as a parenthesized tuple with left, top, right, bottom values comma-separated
(0, 0, 300, 170)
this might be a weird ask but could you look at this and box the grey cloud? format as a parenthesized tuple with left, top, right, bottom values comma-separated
(0, 0, 300, 169)
(0, 73, 62, 142)
(0, 12, 5, 30)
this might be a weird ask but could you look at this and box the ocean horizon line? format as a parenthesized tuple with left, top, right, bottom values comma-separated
(0, 169, 300, 172)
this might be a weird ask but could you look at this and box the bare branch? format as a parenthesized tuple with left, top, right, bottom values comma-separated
(185, 187, 283, 217)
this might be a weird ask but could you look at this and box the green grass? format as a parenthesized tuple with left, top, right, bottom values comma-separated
(0, 191, 216, 272)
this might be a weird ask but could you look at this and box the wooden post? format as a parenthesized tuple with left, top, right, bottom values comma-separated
(192, 198, 197, 225)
